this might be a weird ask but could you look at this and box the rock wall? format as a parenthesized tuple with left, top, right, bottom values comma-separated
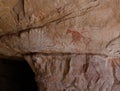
(24, 54, 120, 91)
(0, 0, 120, 91)
(0, 0, 120, 57)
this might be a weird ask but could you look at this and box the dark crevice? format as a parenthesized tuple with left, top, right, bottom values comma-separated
(62, 57, 71, 81)
(83, 55, 89, 73)
(23, 52, 108, 57)
(0, 59, 38, 91)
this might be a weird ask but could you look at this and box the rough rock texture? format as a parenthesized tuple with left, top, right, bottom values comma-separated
(0, 0, 120, 57)
(24, 54, 120, 91)
(0, 0, 120, 91)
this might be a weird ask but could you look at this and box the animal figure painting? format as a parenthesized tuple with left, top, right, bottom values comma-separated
(66, 28, 91, 48)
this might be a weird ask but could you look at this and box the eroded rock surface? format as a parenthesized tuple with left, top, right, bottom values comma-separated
(0, 0, 120, 91)
(25, 54, 120, 91)
(0, 0, 120, 57)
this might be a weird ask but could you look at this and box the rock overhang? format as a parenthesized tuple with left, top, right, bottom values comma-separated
(0, 0, 120, 58)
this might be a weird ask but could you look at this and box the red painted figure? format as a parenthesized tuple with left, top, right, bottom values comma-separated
(66, 29, 91, 47)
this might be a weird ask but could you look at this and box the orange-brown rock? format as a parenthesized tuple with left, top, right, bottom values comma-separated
(0, 0, 120, 91)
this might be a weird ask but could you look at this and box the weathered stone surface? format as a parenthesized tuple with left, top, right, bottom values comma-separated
(0, 0, 120, 91)
(0, 0, 120, 57)
(25, 54, 120, 91)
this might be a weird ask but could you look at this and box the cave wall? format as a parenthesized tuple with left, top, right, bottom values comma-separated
(0, 0, 120, 91)
(0, 0, 120, 57)
(24, 53, 120, 91)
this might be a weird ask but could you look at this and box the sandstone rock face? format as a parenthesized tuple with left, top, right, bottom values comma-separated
(0, 0, 120, 91)
(24, 54, 120, 91)
(0, 0, 120, 57)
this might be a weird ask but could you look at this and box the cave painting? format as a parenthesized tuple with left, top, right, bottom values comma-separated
(53, 31, 64, 47)
(66, 28, 91, 48)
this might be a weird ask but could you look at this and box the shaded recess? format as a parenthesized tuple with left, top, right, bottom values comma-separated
(0, 58, 38, 91)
